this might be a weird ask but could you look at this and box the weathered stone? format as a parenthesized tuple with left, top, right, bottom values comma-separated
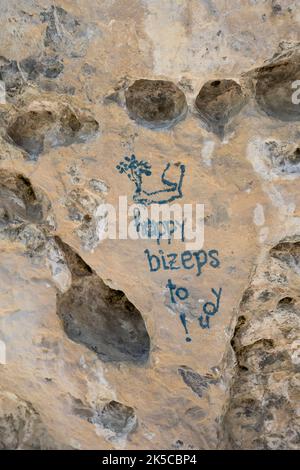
(254, 49, 300, 121)
(195, 79, 246, 137)
(223, 240, 300, 449)
(0, 0, 299, 452)
(0, 390, 58, 449)
(125, 79, 187, 128)
(6, 99, 99, 159)
(56, 237, 150, 363)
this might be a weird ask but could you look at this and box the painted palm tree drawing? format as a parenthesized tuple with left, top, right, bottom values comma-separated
(116, 155, 185, 206)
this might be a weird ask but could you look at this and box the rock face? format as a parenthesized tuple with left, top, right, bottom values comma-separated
(223, 240, 300, 449)
(0, 0, 299, 450)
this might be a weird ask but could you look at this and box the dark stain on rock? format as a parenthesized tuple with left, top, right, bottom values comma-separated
(272, 2, 282, 15)
(257, 290, 274, 302)
(40, 6, 92, 58)
(125, 79, 188, 129)
(0, 54, 64, 98)
(55, 238, 150, 364)
(258, 350, 288, 369)
(0, 56, 25, 96)
(195, 79, 246, 138)
(185, 406, 207, 420)
(178, 366, 218, 398)
(240, 287, 254, 304)
(21, 54, 64, 80)
(0, 390, 57, 449)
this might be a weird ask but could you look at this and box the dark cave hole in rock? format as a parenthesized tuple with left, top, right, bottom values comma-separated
(6, 105, 99, 159)
(0, 170, 47, 225)
(92, 400, 137, 435)
(277, 297, 296, 307)
(125, 79, 187, 129)
(55, 237, 150, 364)
(195, 79, 246, 138)
(255, 55, 300, 121)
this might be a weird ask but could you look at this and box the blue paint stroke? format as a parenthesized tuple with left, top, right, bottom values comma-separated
(179, 312, 192, 342)
(116, 154, 185, 206)
(198, 287, 222, 329)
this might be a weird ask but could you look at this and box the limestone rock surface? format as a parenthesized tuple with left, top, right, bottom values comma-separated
(0, 0, 299, 450)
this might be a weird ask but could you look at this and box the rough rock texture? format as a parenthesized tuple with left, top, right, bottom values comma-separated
(0, 0, 299, 450)
(223, 240, 300, 449)
(195, 79, 246, 138)
(125, 79, 188, 128)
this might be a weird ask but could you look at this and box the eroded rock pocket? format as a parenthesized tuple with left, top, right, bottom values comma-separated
(55, 237, 150, 364)
(0, 389, 57, 449)
(195, 79, 246, 137)
(223, 239, 300, 449)
(125, 79, 187, 129)
(91, 400, 137, 435)
(255, 53, 300, 121)
(0, 170, 49, 226)
(7, 103, 99, 159)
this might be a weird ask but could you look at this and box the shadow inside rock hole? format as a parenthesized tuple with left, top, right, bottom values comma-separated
(55, 237, 151, 364)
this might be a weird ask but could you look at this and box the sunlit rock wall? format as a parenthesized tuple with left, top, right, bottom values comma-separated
(0, 0, 299, 450)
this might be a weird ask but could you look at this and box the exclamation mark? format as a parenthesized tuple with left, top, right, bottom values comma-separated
(179, 313, 192, 342)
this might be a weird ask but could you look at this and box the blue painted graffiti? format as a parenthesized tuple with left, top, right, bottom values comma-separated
(179, 313, 192, 343)
(198, 287, 222, 329)
(116, 154, 185, 206)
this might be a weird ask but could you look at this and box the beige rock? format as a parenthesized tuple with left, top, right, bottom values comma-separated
(0, 0, 299, 450)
